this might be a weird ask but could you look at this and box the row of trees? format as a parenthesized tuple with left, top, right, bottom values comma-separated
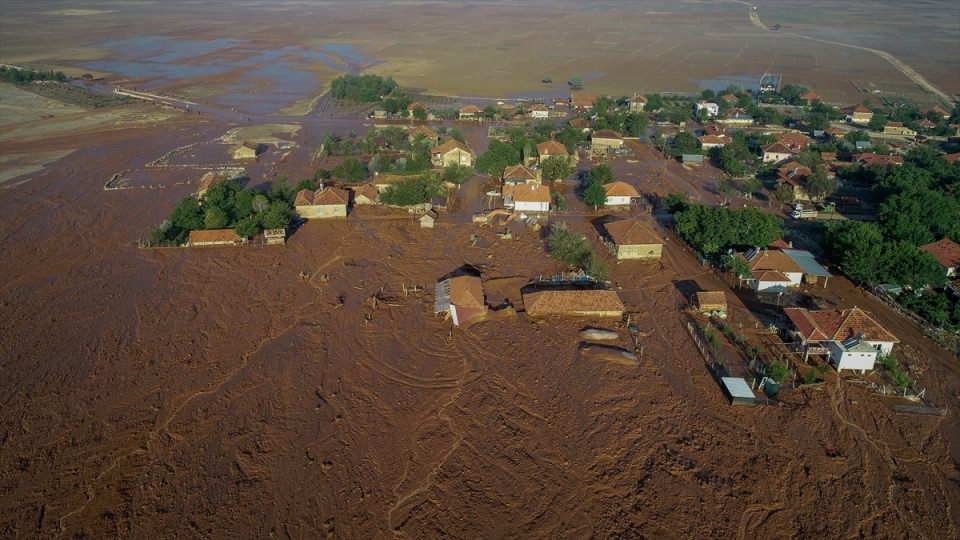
(329, 74, 399, 102)
(149, 178, 297, 245)
(0, 65, 67, 84)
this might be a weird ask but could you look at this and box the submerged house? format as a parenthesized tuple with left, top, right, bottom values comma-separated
(602, 219, 662, 260)
(434, 275, 487, 327)
(522, 289, 624, 318)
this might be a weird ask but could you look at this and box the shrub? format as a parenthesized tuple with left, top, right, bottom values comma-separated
(765, 361, 790, 384)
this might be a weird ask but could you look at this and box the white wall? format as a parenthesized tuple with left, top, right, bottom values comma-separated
(828, 341, 878, 371)
(605, 196, 632, 206)
(868, 340, 896, 355)
(515, 201, 550, 212)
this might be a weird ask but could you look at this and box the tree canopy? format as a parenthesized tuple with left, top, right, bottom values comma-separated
(673, 204, 784, 255)
(329, 74, 398, 102)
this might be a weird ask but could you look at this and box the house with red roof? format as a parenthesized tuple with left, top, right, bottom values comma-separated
(295, 187, 350, 219)
(919, 238, 960, 277)
(739, 248, 805, 292)
(434, 275, 487, 327)
(762, 142, 795, 163)
(783, 307, 898, 371)
(843, 104, 873, 124)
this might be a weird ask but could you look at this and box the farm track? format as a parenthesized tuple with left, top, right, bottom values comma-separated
(742, 2, 954, 104)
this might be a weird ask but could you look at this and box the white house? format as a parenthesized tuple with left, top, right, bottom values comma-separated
(502, 184, 551, 212)
(602, 181, 640, 206)
(761, 143, 795, 163)
(783, 307, 899, 372)
(695, 101, 719, 118)
(529, 103, 550, 119)
(740, 248, 804, 292)
(826, 335, 878, 372)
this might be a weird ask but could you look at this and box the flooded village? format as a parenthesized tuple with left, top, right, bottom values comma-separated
(1, 1, 959, 537)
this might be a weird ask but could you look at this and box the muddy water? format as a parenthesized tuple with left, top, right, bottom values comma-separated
(79, 36, 381, 115)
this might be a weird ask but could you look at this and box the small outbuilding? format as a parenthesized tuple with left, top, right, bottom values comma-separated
(263, 228, 286, 245)
(231, 142, 262, 160)
(681, 154, 704, 167)
(695, 291, 727, 317)
(720, 377, 756, 405)
(420, 210, 437, 228)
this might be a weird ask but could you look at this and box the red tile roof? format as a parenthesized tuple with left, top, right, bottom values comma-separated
(433, 138, 474, 157)
(188, 229, 242, 245)
(763, 143, 795, 156)
(502, 164, 537, 181)
(602, 181, 640, 198)
(592, 129, 623, 140)
(314, 187, 350, 206)
(294, 188, 315, 206)
(537, 140, 568, 156)
(784, 307, 898, 343)
(603, 219, 660, 245)
(919, 238, 960, 269)
(502, 183, 551, 203)
(449, 276, 485, 308)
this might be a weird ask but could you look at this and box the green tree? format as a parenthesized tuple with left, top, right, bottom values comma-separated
(203, 207, 229, 229)
(722, 253, 751, 279)
(379, 174, 445, 206)
(670, 132, 699, 157)
(773, 183, 796, 207)
(251, 194, 270, 214)
(542, 75, 553, 84)
(476, 139, 521, 176)
(412, 106, 427, 120)
(588, 163, 615, 185)
(583, 180, 607, 209)
(541, 156, 573, 181)
(551, 191, 567, 212)
(868, 112, 887, 132)
(568, 76, 583, 88)
(332, 158, 368, 182)
(261, 201, 293, 229)
(483, 105, 498, 120)
(644, 94, 663, 112)
(803, 168, 835, 202)
(623, 112, 648, 137)
(171, 197, 203, 231)
(443, 163, 473, 185)
(765, 361, 790, 384)
(824, 221, 886, 284)
(235, 216, 260, 238)
(739, 176, 762, 196)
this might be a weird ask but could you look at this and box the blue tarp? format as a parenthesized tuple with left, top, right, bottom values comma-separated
(782, 249, 831, 277)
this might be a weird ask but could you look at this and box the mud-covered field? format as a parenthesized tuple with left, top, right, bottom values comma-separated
(1, 0, 957, 104)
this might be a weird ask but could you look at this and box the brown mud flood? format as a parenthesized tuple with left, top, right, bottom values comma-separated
(2, 114, 959, 536)
(1, 1, 959, 537)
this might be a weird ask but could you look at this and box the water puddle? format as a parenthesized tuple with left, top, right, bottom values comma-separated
(79, 36, 381, 114)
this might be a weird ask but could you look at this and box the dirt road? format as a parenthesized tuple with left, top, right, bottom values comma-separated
(744, 3, 955, 104)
